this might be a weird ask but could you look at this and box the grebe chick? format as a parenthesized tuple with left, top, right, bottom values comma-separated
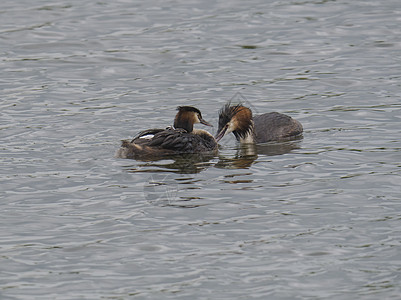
(215, 104, 303, 143)
(116, 106, 218, 159)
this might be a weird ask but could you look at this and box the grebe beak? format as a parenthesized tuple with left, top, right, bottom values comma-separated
(199, 117, 213, 127)
(215, 124, 228, 142)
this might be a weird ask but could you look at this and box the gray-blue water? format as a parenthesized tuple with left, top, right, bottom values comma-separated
(1, 0, 400, 299)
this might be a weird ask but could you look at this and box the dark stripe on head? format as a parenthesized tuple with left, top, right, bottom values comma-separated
(177, 106, 202, 116)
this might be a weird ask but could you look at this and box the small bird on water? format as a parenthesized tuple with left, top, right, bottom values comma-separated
(215, 103, 303, 143)
(116, 106, 218, 159)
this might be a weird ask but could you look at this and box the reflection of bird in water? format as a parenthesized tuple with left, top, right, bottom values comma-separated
(116, 106, 218, 160)
(214, 141, 301, 169)
(126, 153, 217, 174)
(241, 141, 302, 157)
(215, 103, 303, 143)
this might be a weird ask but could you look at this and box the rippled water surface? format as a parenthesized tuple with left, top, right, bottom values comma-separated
(1, 0, 401, 299)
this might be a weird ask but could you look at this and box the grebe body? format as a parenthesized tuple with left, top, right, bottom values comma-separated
(215, 104, 303, 143)
(116, 106, 217, 159)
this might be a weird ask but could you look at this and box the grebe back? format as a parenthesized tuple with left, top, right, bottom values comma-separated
(116, 106, 218, 159)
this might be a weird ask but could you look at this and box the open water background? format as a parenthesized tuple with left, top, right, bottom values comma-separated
(1, 0, 400, 299)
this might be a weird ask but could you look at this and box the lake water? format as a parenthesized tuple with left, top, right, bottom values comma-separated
(1, 0, 400, 299)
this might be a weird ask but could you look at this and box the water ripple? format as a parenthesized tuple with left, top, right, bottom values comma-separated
(1, 0, 401, 299)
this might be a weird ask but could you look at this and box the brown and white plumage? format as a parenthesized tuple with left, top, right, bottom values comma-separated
(215, 103, 303, 144)
(116, 106, 217, 159)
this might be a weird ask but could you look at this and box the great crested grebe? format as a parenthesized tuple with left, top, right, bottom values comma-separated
(116, 106, 218, 159)
(215, 103, 303, 143)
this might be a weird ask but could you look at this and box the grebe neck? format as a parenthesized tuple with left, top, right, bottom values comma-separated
(233, 120, 255, 143)
(239, 131, 255, 143)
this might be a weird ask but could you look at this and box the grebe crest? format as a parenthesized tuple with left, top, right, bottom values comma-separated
(216, 103, 253, 142)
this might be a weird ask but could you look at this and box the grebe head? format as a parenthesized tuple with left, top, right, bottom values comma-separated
(215, 104, 253, 142)
(174, 106, 212, 133)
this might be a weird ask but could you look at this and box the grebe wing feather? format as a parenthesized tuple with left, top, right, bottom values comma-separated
(254, 112, 303, 142)
(131, 128, 165, 142)
(148, 129, 214, 152)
